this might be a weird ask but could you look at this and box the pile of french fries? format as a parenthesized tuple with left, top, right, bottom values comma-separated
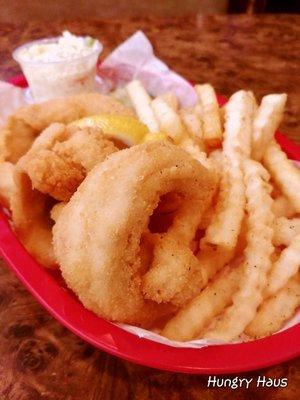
(113, 80, 300, 342)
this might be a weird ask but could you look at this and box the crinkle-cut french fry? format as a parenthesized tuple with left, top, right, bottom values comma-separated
(0, 161, 15, 208)
(151, 97, 186, 143)
(194, 84, 222, 147)
(162, 265, 241, 341)
(158, 92, 179, 111)
(245, 274, 300, 338)
(273, 217, 300, 246)
(204, 155, 245, 249)
(252, 94, 287, 161)
(272, 194, 295, 218)
(179, 138, 211, 169)
(126, 80, 159, 133)
(265, 233, 300, 297)
(222, 90, 256, 159)
(204, 91, 256, 249)
(263, 140, 300, 213)
(203, 160, 274, 341)
(194, 102, 203, 119)
(179, 108, 204, 141)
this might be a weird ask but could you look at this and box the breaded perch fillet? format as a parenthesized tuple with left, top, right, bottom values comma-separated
(18, 123, 118, 201)
(0, 161, 14, 208)
(10, 123, 119, 267)
(0, 92, 134, 163)
(10, 168, 57, 268)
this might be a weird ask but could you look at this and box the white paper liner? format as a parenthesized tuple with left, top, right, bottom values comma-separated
(98, 31, 197, 107)
(116, 311, 300, 349)
(0, 30, 299, 349)
(117, 323, 225, 347)
(0, 81, 26, 125)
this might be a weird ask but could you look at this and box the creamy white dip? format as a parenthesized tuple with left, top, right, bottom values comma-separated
(18, 31, 100, 63)
(13, 31, 102, 102)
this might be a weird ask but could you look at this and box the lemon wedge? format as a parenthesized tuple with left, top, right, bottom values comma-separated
(142, 132, 170, 143)
(72, 115, 149, 146)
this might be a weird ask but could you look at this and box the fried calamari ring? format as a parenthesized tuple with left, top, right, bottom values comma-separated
(53, 142, 216, 327)
(18, 123, 118, 201)
(0, 92, 133, 163)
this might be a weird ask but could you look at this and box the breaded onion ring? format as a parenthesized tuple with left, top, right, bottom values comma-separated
(53, 142, 216, 326)
(0, 92, 133, 163)
(18, 123, 118, 201)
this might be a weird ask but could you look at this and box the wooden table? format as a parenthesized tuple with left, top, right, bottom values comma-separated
(0, 16, 299, 399)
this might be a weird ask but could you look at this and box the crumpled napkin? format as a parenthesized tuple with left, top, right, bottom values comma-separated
(98, 30, 197, 107)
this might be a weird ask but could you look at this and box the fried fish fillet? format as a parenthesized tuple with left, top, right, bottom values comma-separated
(9, 123, 120, 267)
(0, 92, 133, 163)
(10, 168, 57, 268)
(0, 161, 15, 208)
(18, 123, 118, 201)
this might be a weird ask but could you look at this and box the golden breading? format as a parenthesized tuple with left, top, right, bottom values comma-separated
(53, 142, 216, 326)
(1, 92, 133, 163)
(18, 123, 118, 201)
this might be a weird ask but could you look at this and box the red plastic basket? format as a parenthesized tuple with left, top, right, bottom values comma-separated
(1, 75, 299, 374)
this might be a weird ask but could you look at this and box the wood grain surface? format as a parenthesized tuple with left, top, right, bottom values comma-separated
(0, 15, 299, 400)
(0, 0, 229, 22)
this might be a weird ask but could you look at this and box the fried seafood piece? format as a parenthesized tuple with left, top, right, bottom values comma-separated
(0, 92, 133, 163)
(18, 123, 118, 201)
(53, 142, 217, 327)
(9, 123, 119, 267)
(9, 123, 118, 267)
(0, 161, 15, 208)
(50, 202, 66, 222)
(10, 168, 57, 268)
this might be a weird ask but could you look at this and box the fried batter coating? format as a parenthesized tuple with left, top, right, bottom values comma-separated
(50, 202, 66, 222)
(18, 123, 118, 201)
(10, 168, 57, 268)
(0, 161, 15, 208)
(8, 121, 119, 268)
(53, 142, 216, 327)
(0, 92, 133, 163)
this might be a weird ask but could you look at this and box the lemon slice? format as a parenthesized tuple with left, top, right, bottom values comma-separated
(72, 114, 149, 146)
(142, 132, 170, 143)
